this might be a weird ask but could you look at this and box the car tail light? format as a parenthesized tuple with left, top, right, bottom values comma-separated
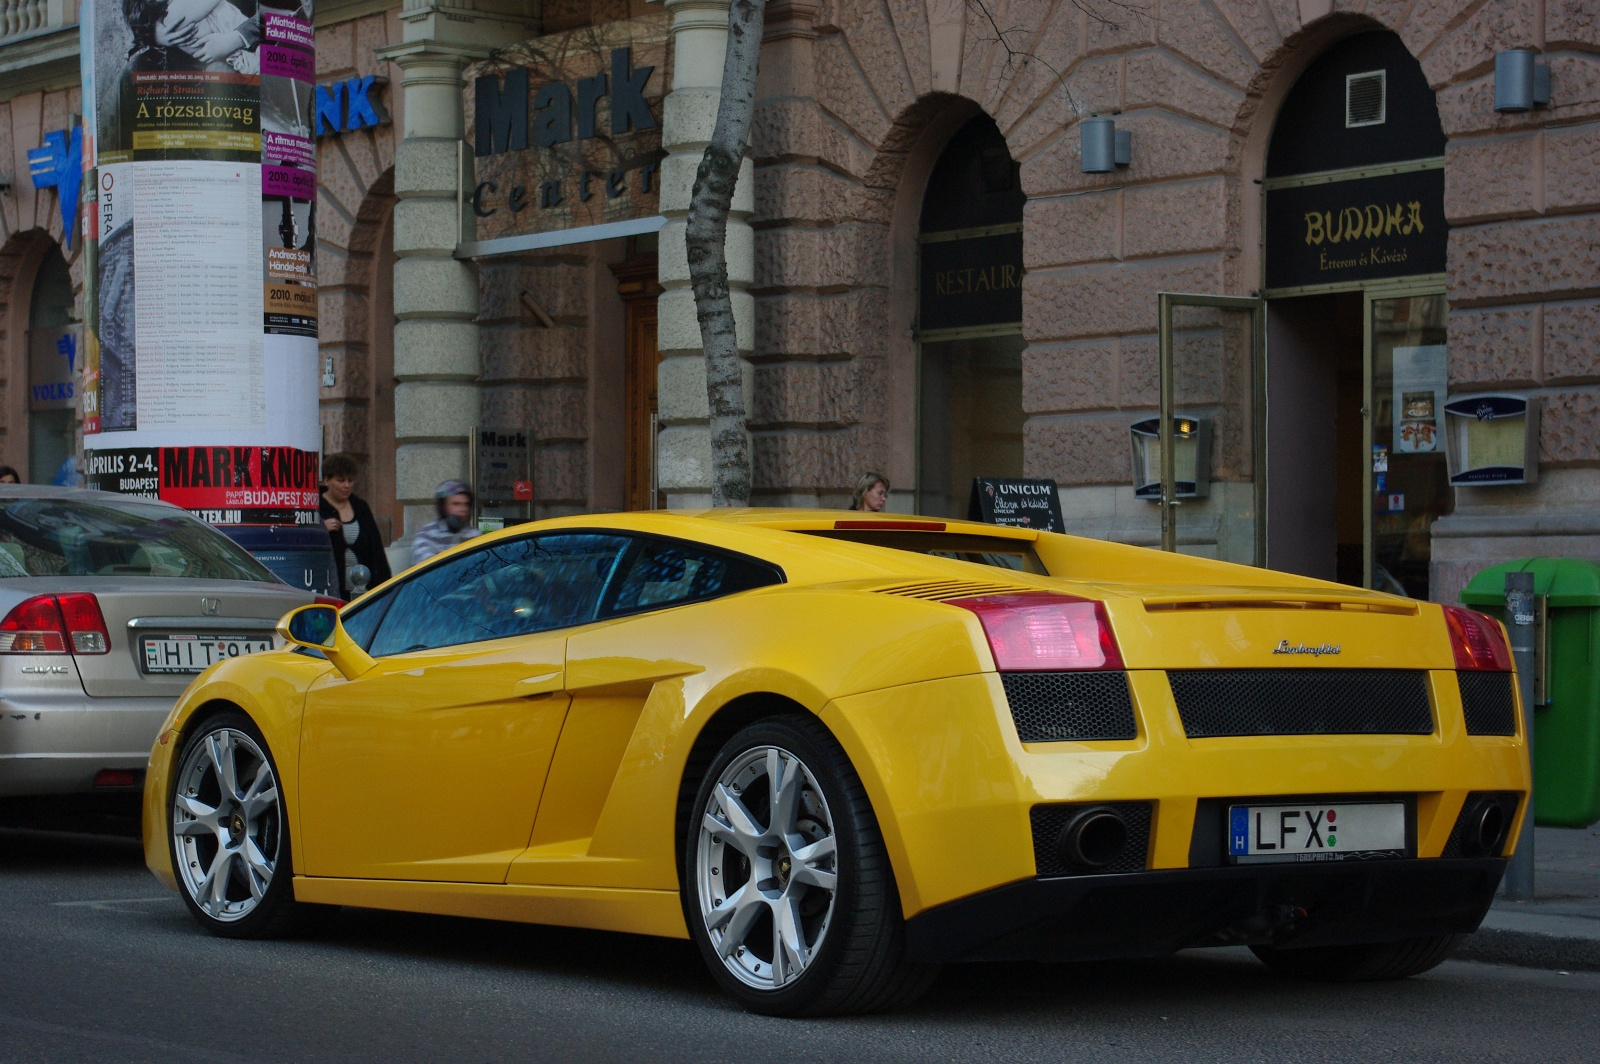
(94, 768, 138, 788)
(0, 594, 69, 653)
(315, 595, 344, 607)
(1443, 605, 1512, 672)
(57, 593, 110, 654)
(0, 593, 112, 655)
(951, 593, 1124, 671)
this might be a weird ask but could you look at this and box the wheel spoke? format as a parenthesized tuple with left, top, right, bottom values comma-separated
(199, 848, 234, 916)
(243, 784, 278, 823)
(774, 893, 809, 981)
(175, 793, 219, 821)
(790, 831, 836, 890)
(243, 838, 274, 900)
(173, 818, 215, 838)
(769, 750, 804, 836)
(207, 732, 241, 801)
(712, 886, 766, 960)
(712, 784, 767, 849)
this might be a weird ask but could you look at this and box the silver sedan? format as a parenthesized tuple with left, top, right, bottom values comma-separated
(0, 487, 316, 801)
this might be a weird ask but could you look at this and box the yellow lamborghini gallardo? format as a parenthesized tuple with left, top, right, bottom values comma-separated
(142, 511, 1528, 1015)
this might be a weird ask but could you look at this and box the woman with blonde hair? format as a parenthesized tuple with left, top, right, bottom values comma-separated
(849, 471, 889, 512)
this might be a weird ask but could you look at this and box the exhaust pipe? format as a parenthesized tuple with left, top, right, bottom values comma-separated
(1057, 805, 1129, 871)
(1459, 796, 1510, 858)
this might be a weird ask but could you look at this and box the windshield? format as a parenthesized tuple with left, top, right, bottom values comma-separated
(799, 530, 1048, 574)
(0, 496, 278, 581)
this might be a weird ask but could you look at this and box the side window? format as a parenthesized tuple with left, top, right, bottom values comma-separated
(368, 533, 630, 656)
(339, 591, 394, 650)
(603, 537, 782, 617)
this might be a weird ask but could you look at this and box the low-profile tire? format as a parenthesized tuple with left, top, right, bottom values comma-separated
(683, 715, 938, 1016)
(1251, 934, 1462, 982)
(169, 710, 333, 939)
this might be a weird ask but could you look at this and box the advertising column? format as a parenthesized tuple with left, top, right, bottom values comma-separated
(79, 0, 320, 528)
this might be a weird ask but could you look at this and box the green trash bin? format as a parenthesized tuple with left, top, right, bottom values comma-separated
(1460, 558, 1600, 828)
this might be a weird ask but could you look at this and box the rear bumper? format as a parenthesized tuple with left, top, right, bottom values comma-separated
(0, 692, 171, 796)
(903, 858, 1505, 964)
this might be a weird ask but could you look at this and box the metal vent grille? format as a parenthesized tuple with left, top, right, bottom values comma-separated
(1167, 669, 1433, 738)
(1458, 671, 1516, 736)
(873, 579, 1028, 600)
(1031, 802, 1153, 876)
(1346, 70, 1386, 127)
(1001, 671, 1137, 742)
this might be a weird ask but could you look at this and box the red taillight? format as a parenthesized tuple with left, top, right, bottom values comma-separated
(315, 595, 345, 607)
(93, 768, 138, 788)
(0, 594, 68, 653)
(0, 593, 111, 655)
(56, 592, 110, 654)
(1444, 605, 1512, 671)
(952, 593, 1124, 671)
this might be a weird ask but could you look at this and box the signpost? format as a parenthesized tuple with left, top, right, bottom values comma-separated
(471, 427, 533, 531)
(967, 477, 1065, 533)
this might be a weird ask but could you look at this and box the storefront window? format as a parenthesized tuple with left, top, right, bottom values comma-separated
(1369, 292, 1451, 599)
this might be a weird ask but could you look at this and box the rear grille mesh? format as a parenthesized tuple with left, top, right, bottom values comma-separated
(1167, 669, 1433, 738)
(1001, 672, 1138, 742)
(1031, 802, 1153, 876)
(1458, 671, 1516, 736)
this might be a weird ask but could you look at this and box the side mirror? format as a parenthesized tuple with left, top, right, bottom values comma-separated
(282, 604, 337, 647)
(277, 603, 375, 680)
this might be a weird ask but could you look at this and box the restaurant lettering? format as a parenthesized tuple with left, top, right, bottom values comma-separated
(1264, 165, 1447, 290)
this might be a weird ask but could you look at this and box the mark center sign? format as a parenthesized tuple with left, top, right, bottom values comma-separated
(465, 17, 671, 244)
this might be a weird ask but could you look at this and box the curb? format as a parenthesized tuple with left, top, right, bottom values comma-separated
(1453, 928, 1600, 972)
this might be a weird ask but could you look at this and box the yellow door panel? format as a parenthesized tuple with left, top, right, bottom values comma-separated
(298, 633, 569, 882)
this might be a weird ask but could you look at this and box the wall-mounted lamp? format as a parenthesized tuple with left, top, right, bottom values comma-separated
(1129, 416, 1211, 499)
(1494, 50, 1551, 113)
(1081, 116, 1132, 174)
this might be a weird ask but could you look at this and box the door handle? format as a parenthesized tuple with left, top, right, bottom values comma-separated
(514, 671, 564, 697)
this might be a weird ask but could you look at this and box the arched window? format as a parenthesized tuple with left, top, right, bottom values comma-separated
(915, 115, 1025, 517)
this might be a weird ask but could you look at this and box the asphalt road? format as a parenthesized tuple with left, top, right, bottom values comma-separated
(2, 828, 1595, 1064)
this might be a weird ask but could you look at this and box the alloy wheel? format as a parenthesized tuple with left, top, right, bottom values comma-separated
(172, 727, 282, 922)
(696, 745, 839, 990)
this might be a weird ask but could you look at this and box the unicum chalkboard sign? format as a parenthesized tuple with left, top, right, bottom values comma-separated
(968, 478, 1064, 532)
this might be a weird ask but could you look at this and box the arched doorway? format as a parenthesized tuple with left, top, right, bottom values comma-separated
(1262, 30, 1449, 598)
(915, 115, 1025, 517)
(28, 243, 76, 485)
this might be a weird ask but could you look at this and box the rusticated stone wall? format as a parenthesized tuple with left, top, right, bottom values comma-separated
(317, 8, 404, 540)
(745, 0, 1598, 589)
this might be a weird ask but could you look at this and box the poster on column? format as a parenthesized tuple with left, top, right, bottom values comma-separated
(81, 0, 321, 526)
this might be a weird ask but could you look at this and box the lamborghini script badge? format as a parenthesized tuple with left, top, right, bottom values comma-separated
(1273, 640, 1342, 656)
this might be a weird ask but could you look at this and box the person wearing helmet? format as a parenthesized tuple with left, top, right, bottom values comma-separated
(410, 479, 482, 565)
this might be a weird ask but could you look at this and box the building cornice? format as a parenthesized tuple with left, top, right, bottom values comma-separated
(0, 27, 79, 102)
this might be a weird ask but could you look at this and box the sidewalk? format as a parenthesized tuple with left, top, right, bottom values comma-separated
(1455, 824, 1600, 971)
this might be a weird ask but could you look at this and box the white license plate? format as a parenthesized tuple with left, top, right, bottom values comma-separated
(1228, 802, 1406, 864)
(141, 635, 274, 674)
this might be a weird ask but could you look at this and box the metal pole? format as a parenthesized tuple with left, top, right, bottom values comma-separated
(1504, 570, 1536, 901)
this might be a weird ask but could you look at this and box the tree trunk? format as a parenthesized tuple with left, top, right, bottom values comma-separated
(685, 0, 765, 507)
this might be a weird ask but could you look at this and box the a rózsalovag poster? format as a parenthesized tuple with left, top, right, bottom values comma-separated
(81, 0, 320, 525)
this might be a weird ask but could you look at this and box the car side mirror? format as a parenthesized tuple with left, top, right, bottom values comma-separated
(277, 603, 375, 680)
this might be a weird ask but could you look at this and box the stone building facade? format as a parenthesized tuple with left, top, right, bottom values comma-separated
(0, 0, 1593, 606)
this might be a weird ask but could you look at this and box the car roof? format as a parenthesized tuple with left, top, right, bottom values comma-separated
(0, 485, 186, 511)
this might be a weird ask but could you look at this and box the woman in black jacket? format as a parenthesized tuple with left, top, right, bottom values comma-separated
(320, 454, 392, 599)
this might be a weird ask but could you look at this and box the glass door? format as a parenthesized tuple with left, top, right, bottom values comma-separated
(1363, 286, 1450, 597)
(1158, 293, 1267, 566)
